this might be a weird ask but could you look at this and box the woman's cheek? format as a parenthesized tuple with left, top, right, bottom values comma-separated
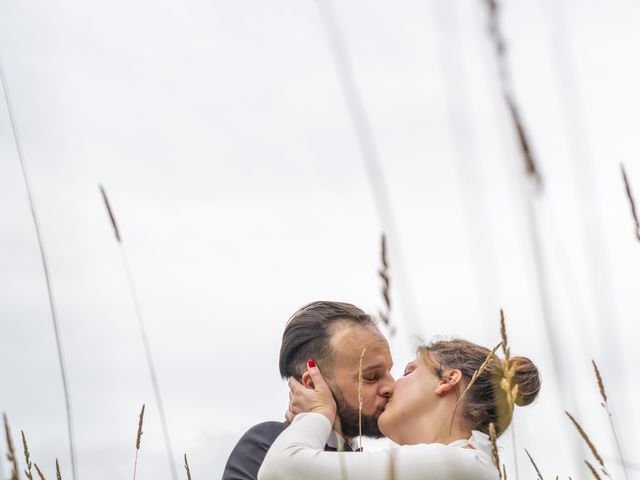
(378, 412, 388, 435)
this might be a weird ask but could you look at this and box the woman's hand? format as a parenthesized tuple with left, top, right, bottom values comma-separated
(286, 359, 337, 425)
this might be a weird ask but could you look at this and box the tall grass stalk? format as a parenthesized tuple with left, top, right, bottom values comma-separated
(488, 423, 503, 479)
(524, 449, 544, 480)
(55, 460, 61, 480)
(498, 310, 518, 478)
(482, 0, 542, 186)
(585, 460, 602, 480)
(565, 411, 610, 478)
(592, 360, 628, 480)
(133, 404, 145, 480)
(480, 0, 585, 470)
(99, 186, 178, 480)
(313, 0, 420, 335)
(357, 347, 367, 452)
(183, 454, 191, 480)
(21, 431, 33, 480)
(3, 414, 19, 480)
(377, 234, 394, 336)
(34, 464, 46, 480)
(620, 164, 640, 241)
(0, 57, 77, 480)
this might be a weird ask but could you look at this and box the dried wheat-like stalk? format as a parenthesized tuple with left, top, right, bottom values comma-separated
(1, 57, 77, 480)
(524, 448, 544, 480)
(592, 360, 607, 405)
(620, 164, 640, 241)
(591, 360, 628, 480)
(133, 404, 145, 480)
(183, 454, 192, 480)
(585, 460, 602, 480)
(100, 185, 121, 242)
(136, 404, 145, 450)
(3, 413, 20, 480)
(499, 309, 509, 359)
(483, 0, 542, 187)
(433, 342, 501, 441)
(357, 347, 367, 451)
(488, 423, 503, 479)
(377, 234, 395, 336)
(497, 310, 520, 479)
(497, 310, 518, 421)
(22, 431, 33, 480)
(565, 411, 610, 478)
(55, 459, 62, 480)
(313, 0, 423, 338)
(34, 464, 46, 480)
(99, 185, 178, 480)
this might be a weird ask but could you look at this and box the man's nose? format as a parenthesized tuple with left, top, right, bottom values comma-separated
(379, 374, 395, 398)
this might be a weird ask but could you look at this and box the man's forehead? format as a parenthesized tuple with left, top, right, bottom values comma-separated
(329, 322, 391, 361)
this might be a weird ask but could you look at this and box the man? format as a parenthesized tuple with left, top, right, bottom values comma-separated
(221, 301, 394, 480)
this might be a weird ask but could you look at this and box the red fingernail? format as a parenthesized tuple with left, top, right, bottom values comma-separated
(307, 358, 316, 368)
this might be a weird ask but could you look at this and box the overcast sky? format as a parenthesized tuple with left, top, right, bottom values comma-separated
(1, 0, 640, 479)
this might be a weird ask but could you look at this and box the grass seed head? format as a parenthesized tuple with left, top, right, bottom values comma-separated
(565, 411, 608, 476)
(591, 360, 607, 405)
(136, 404, 145, 450)
(620, 163, 640, 241)
(488, 422, 501, 477)
(184, 454, 192, 480)
(584, 460, 602, 480)
(524, 448, 544, 480)
(3, 413, 20, 480)
(22, 430, 33, 480)
(99, 184, 122, 243)
(34, 464, 46, 480)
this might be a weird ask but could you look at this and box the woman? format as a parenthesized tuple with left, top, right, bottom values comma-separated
(258, 339, 540, 480)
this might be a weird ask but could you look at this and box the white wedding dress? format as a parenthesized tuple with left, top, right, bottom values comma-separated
(258, 413, 499, 480)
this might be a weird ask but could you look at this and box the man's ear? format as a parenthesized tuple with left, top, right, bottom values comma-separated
(301, 371, 315, 389)
(435, 369, 463, 395)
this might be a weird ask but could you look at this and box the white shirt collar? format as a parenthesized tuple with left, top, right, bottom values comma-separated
(327, 430, 358, 451)
(447, 430, 494, 459)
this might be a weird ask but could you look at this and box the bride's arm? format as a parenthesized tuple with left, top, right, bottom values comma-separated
(257, 412, 496, 480)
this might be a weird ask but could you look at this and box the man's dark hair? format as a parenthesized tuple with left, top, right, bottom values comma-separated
(279, 301, 376, 380)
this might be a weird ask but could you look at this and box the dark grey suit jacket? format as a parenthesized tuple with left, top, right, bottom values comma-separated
(221, 421, 288, 480)
(221, 421, 350, 480)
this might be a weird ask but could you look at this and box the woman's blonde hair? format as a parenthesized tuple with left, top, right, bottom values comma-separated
(418, 339, 541, 436)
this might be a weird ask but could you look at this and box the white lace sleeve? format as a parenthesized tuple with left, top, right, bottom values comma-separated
(257, 413, 498, 480)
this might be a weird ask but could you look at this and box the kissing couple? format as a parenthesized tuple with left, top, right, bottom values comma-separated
(222, 301, 540, 480)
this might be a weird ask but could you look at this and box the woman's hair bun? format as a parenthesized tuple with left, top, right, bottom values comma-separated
(509, 356, 541, 406)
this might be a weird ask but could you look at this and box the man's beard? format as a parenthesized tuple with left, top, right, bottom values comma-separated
(333, 387, 384, 439)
